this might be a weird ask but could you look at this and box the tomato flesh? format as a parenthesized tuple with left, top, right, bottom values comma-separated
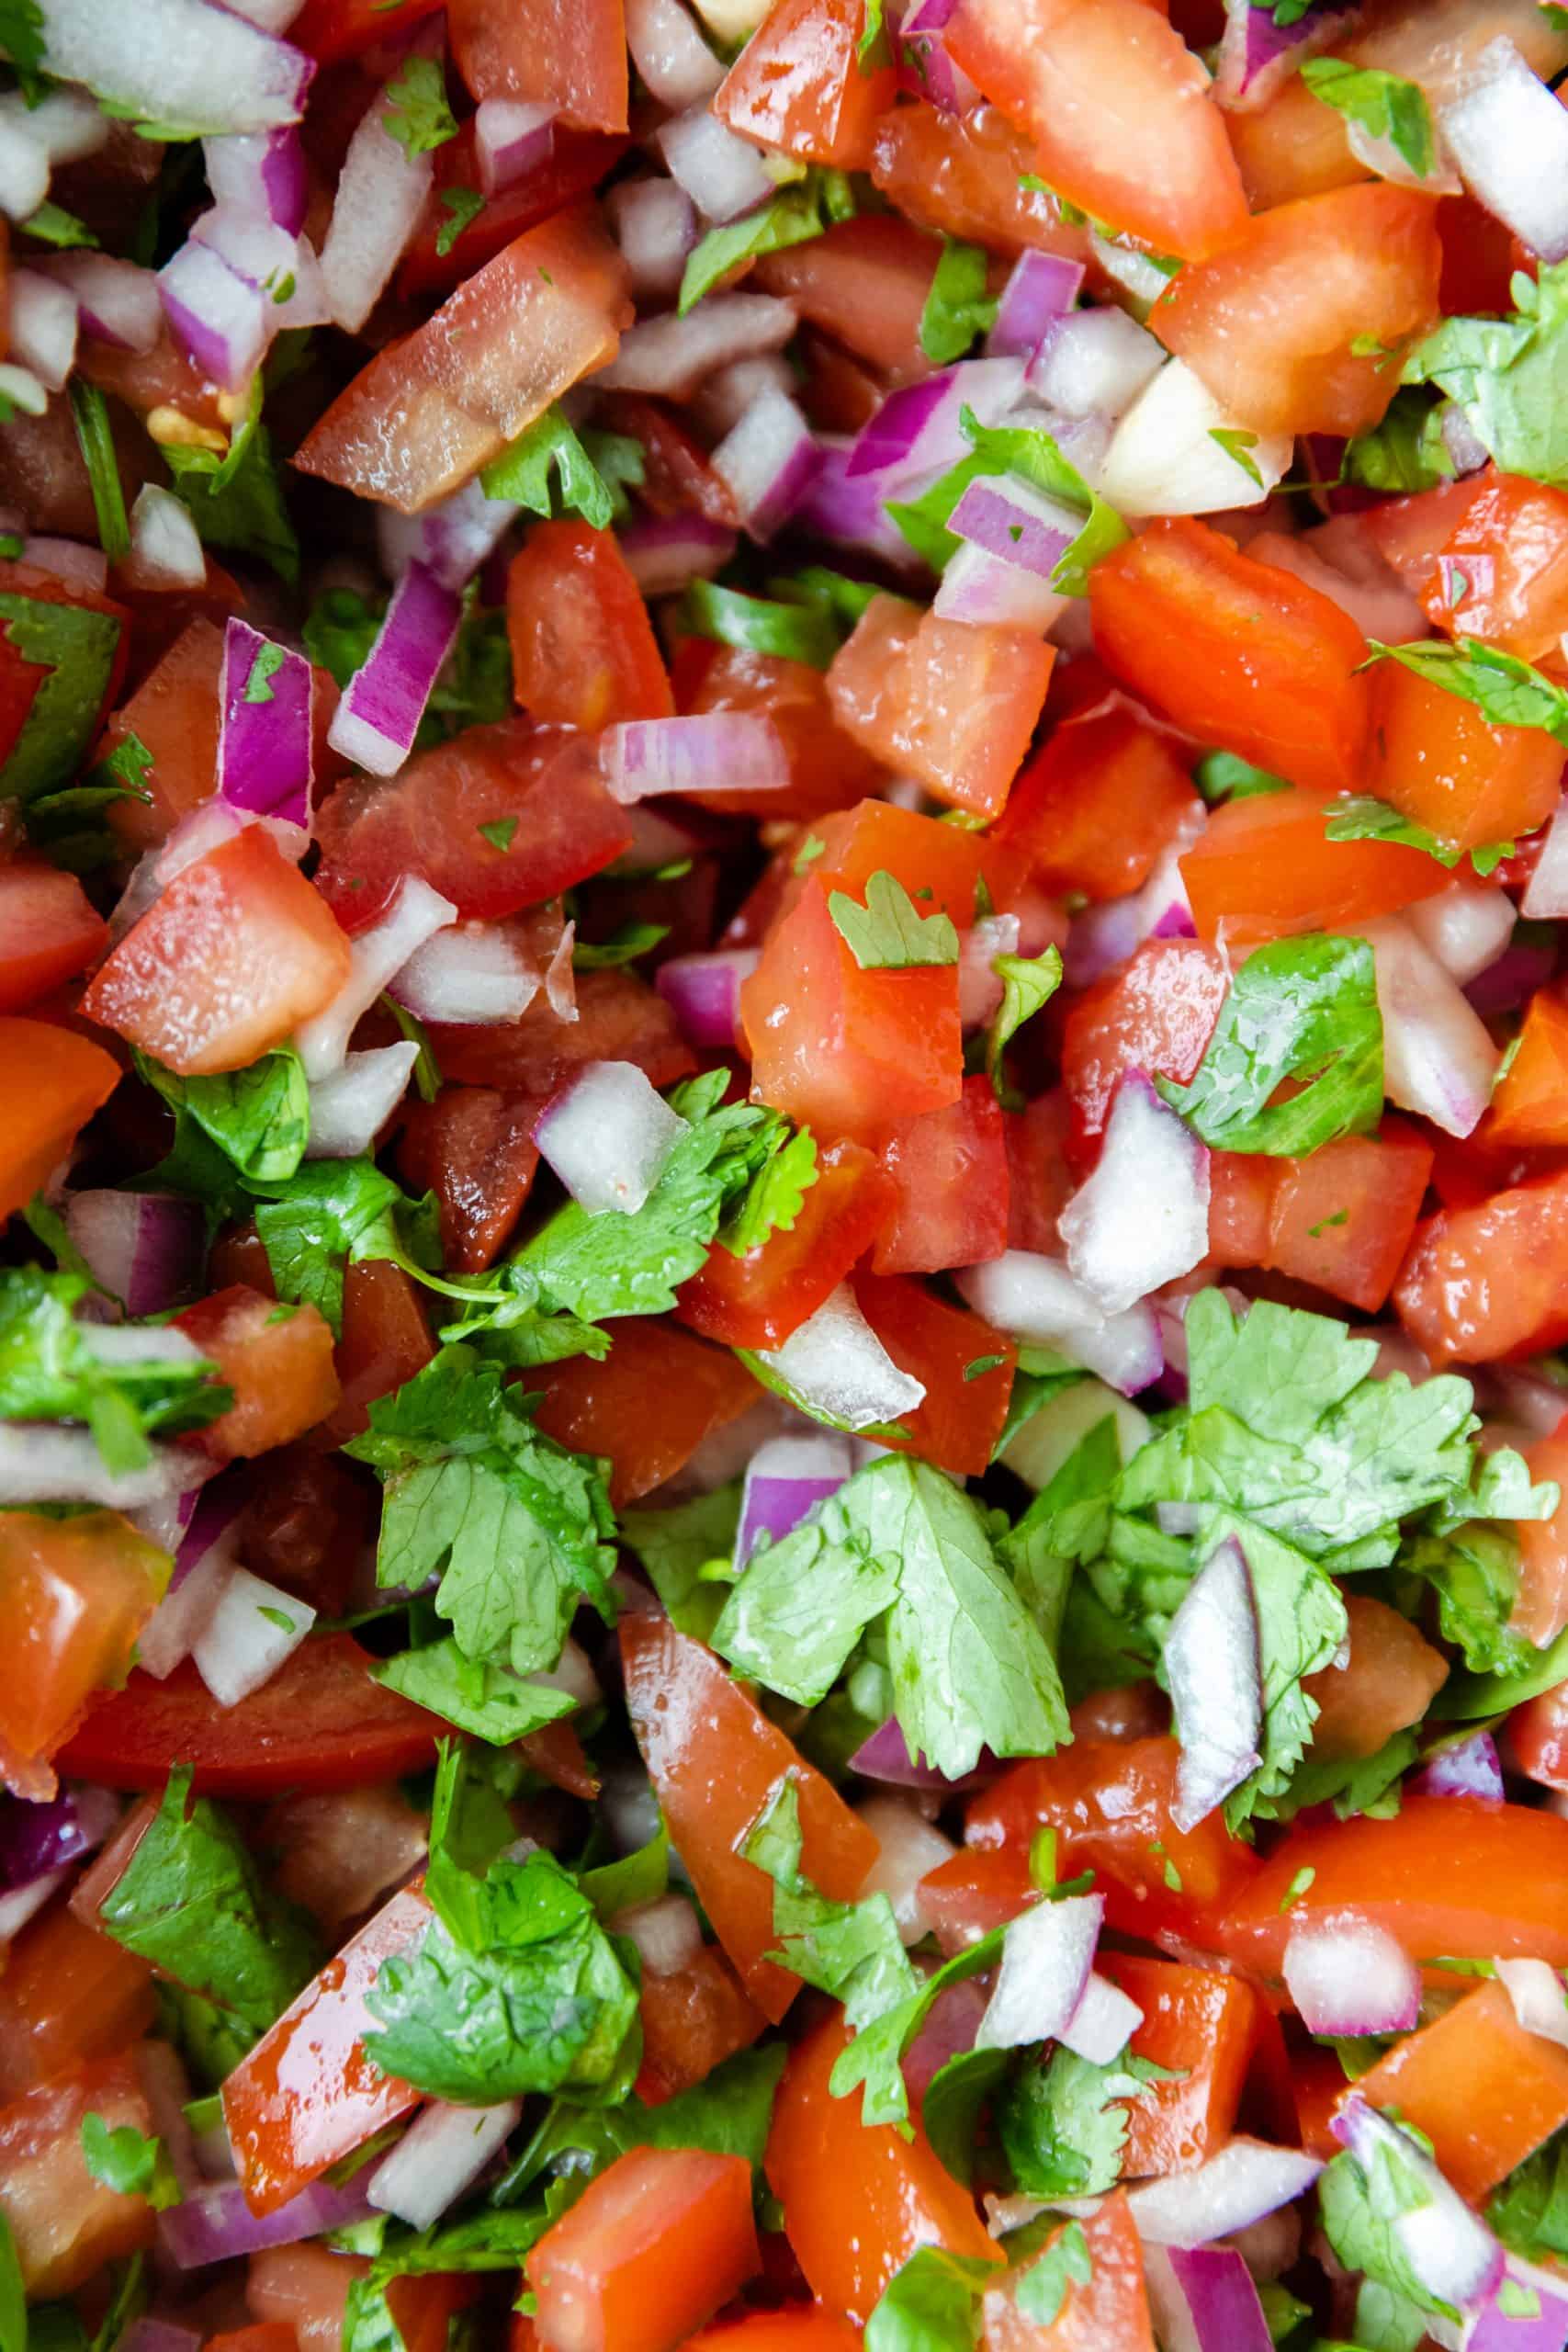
(527, 1317, 759, 1505)
(996, 701, 1199, 902)
(0, 1015, 120, 1224)
(175, 1286, 342, 1460)
(0, 861, 107, 1012)
(0, 1902, 155, 2104)
(508, 521, 672, 731)
(855, 1272, 1017, 1479)
(99, 615, 223, 852)
(0, 2052, 155, 2295)
(0, 1510, 167, 1792)
(448, 0, 627, 130)
(1394, 1169, 1568, 1363)
(871, 1078, 1010, 1276)
(716, 0, 893, 169)
(676, 1137, 895, 1351)
(982, 2191, 1153, 2352)
(1367, 656, 1564, 855)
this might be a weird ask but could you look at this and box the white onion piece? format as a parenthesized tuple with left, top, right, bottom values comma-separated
(192, 1567, 315, 1707)
(1166, 1535, 1263, 1831)
(220, 0, 305, 30)
(1332, 2099, 1502, 2312)
(1496, 1956, 1568, 2050)
(1127, 2139, 1325, 2248)
(473, 97, 555, 198)
(754, 1283, 926, 1433)
(612, 1894, 704, 1977)
(305, 1043, 420, 1159)
(391, 922, 542, 1025)
(202, 127, 308, 235)
(321, 92, 433, 334)
(140, 1549, 234, 1683)
(605, 177, 697, 305)
(9, 269, 77, 391)
(159, 238, 272, 394)
(128, 484, 206, 586)
(295, 875, 457, 1080)
(1027, 304, 1169, 419)
(0, 120, 49, 222)
(855, 1796, 955, 1945)
(1059, 1071, 1211, 1317)
(46, 254, 162, 352)
(1362, 916, 1500, 1138)
(657, 104, 775, 223)
(367, 2100, 521, 2233)
(23, 536, 107, 593)
(536, 1061, 685, 1216)
(190, 201, 298, 292)
(957, 913, 1021, 1030)
(1405, 884, 1516, 988)
(593, 295, 798, 398)
(1058, 1971, 1143, 2065)
(0, 363, 46, 417)
(710, 386, 821, 543)
(933, 538, 1070, 635)
(1523, 791, 1568, 919)
(0, 88, 107, 164)
(0, 1426, 214, 1510)
(626, 0, 724, 106)
(1001, 1376, 1152, 1494)
(976, 1894, 1102, 2051)
(687, 0, 771, 39)
(1283, 1915, 1421, 2037)
(1439, 39, 1568, 264)
(1089, 228, 1176, 306)
(1099, 359, 1290, 516)
(692, 352, 795, 438)
(0, 1865, 71, 1942)
(36, 0, 313, 135)
(955, 1252, 1164, 1398)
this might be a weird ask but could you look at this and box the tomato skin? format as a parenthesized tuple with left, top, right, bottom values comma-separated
(58, 1634, 444, 1798)
(1261, 1122, 1435, 1314)
(1096, 1953, 1258, 2177)
(805, 797, 1017, 925)
(1394, 1170, 1568, 1365)
(1421, 469, 1568, 661)
(296, 209, 631, 514)
(1512, 1421, 1568, 1650)
(0, 1510, 167, 1792)
(996, 704, 1199, 902)
(0, 1903, 154, 2103)
(676, 1138, 895, 1351)
(870, 1080, 1010, 1277)
(396, 1087, 542, 1273)
(448, 0, 627, 130)
(1150, 185, 1442, 438)
(0, 1015, 119, 1224)
(317, 1261, 436, 1447)
(755, 216, 942, 379)
(1486, 992, 1568, 1150)
(0, 2051, 155, 2295)
(947, 0, 1249, 262)
(99, 615, 223, 852)
(400, 125, 629, 301)
(716, 0, 894, 169)
(622, 1615, 878, 2021)
(209, 2329, 299, 2352)
(430, 967, 695, 1094)
(1367, 658, 1564, 856)
(288, 0, 443, 60)
(767, 2013, 1000, 2322)
(249, 2245, 469, 2352)
(675, 642, 883, 825)
(1004, 1091, 1077, 1252)
(1090, 519, 1371, 801)
(854, 1272, 1017, 1478)
(508, 523, 672, 731)
(1510, 1677, 1568, 1790)
(636, 1945, 766, 2107)
(0, 862, 107, 1012)
(1217, 1796, 1568, 1972)
(1224, 73, 1364, 210)
(1179, 788, 1445, 946)
(1360, 474, 1484, 601)
(688, 2313, 863, 2352)
(827, 596, 1055, 822)
(527, 1317, 759, 1506)
(982, 2192, 1153, 2352)
(1345, 1979, 1568, 2201)
(869, 102, 1090, 260)
(1302, 1593, 1448, 1764)
(527, 2147, 759, 2352)
(175, 1286, 342, 1460)
(1060, 937, 1227, 1154)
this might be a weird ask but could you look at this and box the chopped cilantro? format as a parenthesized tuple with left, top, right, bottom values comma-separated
(163, 408, 299, 586)
(1209, 427, 1264, 488)
(381, 54, 457, 157)
(1325, 792, 1515, 878)
(1195, 749, 1292, 803)
(982, 945, 1063, 1108)
(682, 579, 841, 671)
(828, 869, 960, 969)
(619, 1481, 741, 1643)
(0, 1267, 229, 1473)
(1300, 58, 1436, 180)
(1402, 260, 1568, 487)
(863, 2248, 996, 2351)
(1364, 634, 1568, 747)
(22, 200, 97, 248)
(477, 815, 519, 853)
(680, 168, 855, 316)
(302, 583, 381, 688)
(242, 640, 287, 704)
(0, 591, 124, 807)
(434, 185, 484, 256)
(1280, 1865, 1317, 1910)
(919, 238, 998, 366)
(887, 406, 1128, 594)
(998, 2043, 1179, 2197)
(857, 0, 890, 69)
(1015, 2221, 1094, 2326)
(718, 1124, 818, 1257)
(80, 2116, 179, 2210)
(139, 1047, 310, 1186)
(0, 0, 49, 100)
(1342, 387, 1454, 494)
(480, 405, 622, 528)
(571, 919, 671, 969)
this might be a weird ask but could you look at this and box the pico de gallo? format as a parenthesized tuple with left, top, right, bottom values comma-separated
(10, 0, 1568, 2348)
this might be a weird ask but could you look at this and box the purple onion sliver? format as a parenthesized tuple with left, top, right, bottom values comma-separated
(948, 476, 1075, 579)
(0, 1789, 99, 1894)
(116, 2323, 204, 2352)
(1150, 903, 1198, 941)
(1468, 2261, 1568, 2352)
(328, 560, 461, 778)
(984, 251, 1084, 360)
(219, 619, 313, 826)
(171, 1470, 250, 1594)
(618, 513, 737, 598)
(655, 948, 758, 1048)
(157, 2173, 376, 2270)
(1412, 1730, 1505, 1804)
(1162, 2246, 1273, 2352)
(736, 1473, 845, 1566)
(844, 372, 957, 481)
(849, 1714, 995, 1795)
(1466, 939, 1557, 1017)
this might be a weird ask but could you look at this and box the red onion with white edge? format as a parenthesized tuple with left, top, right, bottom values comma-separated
(625, 0, 724, 108)
(203, 127, 308, 235)
(600, 712, 790, 805)
(903, 1975, 989, 2102)
(1059, 1073, 1211, 1317)
(64, 1190, 204, 1318)
(191, 202, 299, 299)
(0, 1783, 118, 1894)
(191, 1566, 315, 1707)
(115, 2322, 202, 2352)
(1332, 2098, 1503, 2313)
(378, 478, 521, 594)
(472, 97, 556, 198)
(754, 1283, 926, 1432)
(1057, 1970, 1143, 2064)
(1405, 884, 1516, 988)
(1213, 0, 1357, 111)
(127, 484, 206, 587)
(391, 922, 543, 1025)
(536, 1060, 686, 1216)
(734, 1430, 853, 1566)
(1127, 2140, 1325, 2246)
(1362, 916, 1500, 1138)
(692, 353, 795, 438)
(976, 1892, 1102, 2050)
(597, 294, 800, 399)
(306, 1042, 420, 1159)
(845, 358, 1026, 485)
(37, 0, 314, 132)
(984, 252, 1083, 361)
(296, 875, 456, 1079)
(1468, 933, 1558, 1016)
(934, 539, 1066, 632)
(159, 2173, 375, 2270)
(1467, 2257, 1568, 2352)
(949, 472, 1079, 581)
(21, 537, 105, 593)
(1495, 1957, 1568, 2049)
(1165, 1534, 1263, 1831)
(793, 437, 929, 573)
(620, 523, 738, 616)
(849, 1714, 994, 1796)
(45, 254, 162, 353)
(0, 88, 106, 164)
(856, 1796, 955, 1943)
(1027, 305, 1167, 419)
(158, 240, 267, 393)
(139, 1476, 246, 1680)
(0, 121, 50, 221)
(219, 619, 312, 828)
(1145, 2245, 1274, 2352)
(328, 558, 461, 778)
(0, 1425, 216, 1511)
(895, 0, 977, 113)
(711, 386, 822, 543)
(958, 1252, 1164, 1399)
(957, 914, 1020, 1029)
(367, 2098, 521, 2233)
(605, 177, 697, 305)
(1099, 359, 1291, 517)
(1413, 1729, 1505, 1803)
(1439, 39, 1568, 264)
(9, 270, 77, 390)
(612, 1894, 704, 1977)
(320, 91, 433, 334)
(1522, 792, 1568, 920)
(1282, 1915, 1421, 2036)
(657, 106, 776, 222)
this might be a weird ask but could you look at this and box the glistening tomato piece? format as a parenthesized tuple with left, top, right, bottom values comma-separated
(983, 2192, 1153, 2352)
(1179, 789, 1446, 945)
(1089, 519, 1371, 799)
(674, 641, 882, 824)
(526, 1317, 759, 1505)
(1097, 1953, 1259, 2177)
(1366, 657, 1563, 855)
(635, 1945, 765, 2106)
(1510, 1675, 1568, 1790)
(98, 616, 223, 852)
(0, 862, 107, 1012)
(400, 125, 629, 301)
(1422, 468, 1568, 661)
(870, 1080, 1010, 1276)
(1341, 1979, 1568, 2200)
(1512, 1419, 1568, 1649)
(0, 1016, 120, 1224)
(714, 0, 895, 170)
(1060, 937, 1228, 1155)
(1262, 1122, 1435, 1313)
(507, 521, 672, 730)
(853, 1272, 1016, 1479)
(869, 102, 1091, 258)
(174, 1286, 342, 1460)
(288, 0, 443, 61)
(1483, 990, 1568, 1150)
(57, 1634, 444, 1797)
(687, 2314, 863, 2352)
(1394, 1169, 1568, 1364)
(755, 216, 942, 379)
(676, 1138, 895, 1351)
(1300, 1594, 1448, 1764)
(527, 2148, 759, 2352)
(448, 0, 627, 128)
(995, 701, 1199, 901)
(429, 967, 694, 1094)
(0, 2052, 156, 2296)
(0, 560, 129, 786)
(396, 1086, 543, 1273)
(0, 1510, 167, 1796)
(0, 1903, 155, 2104)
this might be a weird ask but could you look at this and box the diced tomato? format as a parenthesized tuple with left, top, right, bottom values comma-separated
(982, 2191, 1153, 2352)
(918, 1846, 1038, 1955)
(0, 1902, 154, 2103)
(315, 723, 632, 931)
(1512, 1419, 1568, 1649)
(715, 0, 894, 169)
(320, 1261, 436, 1445)
(0, 2051, 155, 2295)
(527, 2147, 759, 2352)
(1149, 185, 1442, 437)
(1093, 1953, 1258, 2176)
(674, 641, 883, 824)
(1486, 991, 1568, 1150)
(0, 1510, 167, 1796)
(1004, 1091, 1077, 1252)
(1207, 1149, 1279, 1270)
(508, 522, 672, 731)
(1346, 0, 1568, 114)
(946, 0, 1249, 262)
(965, 1737, 1258, 1951)
(400, 124, 629, 301)
(448, 0, 626, 129)
(1060, 937, 1227, 1153)
(869, 102, 1091, 260)
(636, 1944, 766, 2106)
(264, 1784, 431, 1939)
(1217, 1796, 1568, 1973)
(1263, 1122, 1435, 1313)
(527, 1317, 759, 1506)
(0, 1014, 119, 1223)
(621, 1615, 878, 2021)
(1089, 519, 1371, 800)
(288, 0, 443, 61)
(396, 1086, 542, 1273)
(827, 596, 1055, 821)
(1345, 1979, 1568, 2201)
(249, 2245, 469, 2352)
(854, 1271, 1017, 1478)
(676, 1137, 894, 1351)
(238, 1448, 375, 1619)
(1300, 1593, 1449, 1767)
(1224, 74, 1364, 211)
(174, 1285, 342, 1459)
(224, 1885, 429, 2214)
(767, 2013, 1000, 2321)
(98, 614, 223, 851)
(807, 797, 1018, 923)
(0, 560, 129, 788)
(596, 396, 740, 527)
(209, 2328, 299, 2352)
(58, 1634, 443, 1797)
(430, 967, 694, 1093)
(1394, 1170, 1568, 1364)
(0, 861, 107, 1011)
(755, 216, 942, 380)
(1360, 475, 1485, 602)
(1510, 1678, 1568, 1791)
(869, 1080, 1010, 1275)
(688, 2313, 863, 2352)
(296, 209, 631, 513)
(1179, 788, 1446, 945)
(83, 828, 352, 1077)
(1421, 469, 1568, 662)
(996, 702, 1199, 901)
(1366, 657, 1564, 856)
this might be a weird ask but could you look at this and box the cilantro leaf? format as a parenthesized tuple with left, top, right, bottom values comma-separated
(1342, 387, 1455, 494)
(919, 238, 998, 365)
(1488, 2133, 1568, 2267)
(0, 592, 124, 807)
(1016, 2221, 1094, 2327)
(1156, 933, 1383, 1156)
(435, 185, 484, 256)
(1402, 1521, 1533, 1678)
(138, 1047, 310, 1185)
(248, 1158, 440, 1334)
(1364, 635, 1568, 746)
(864, 2247, 996, 2352)
(1325, 793, 1513, 877)
(719, 1125, 818, 1257)
(887, 404, 1129, 594)
(1209, 1515, 1348, 1828)
(67, 379, 130, 563)
(374, 1639, 578, 1745)
(381, 54, 457, 156)
(1401, 260, 1568, 487)
(80, 2116, 179, 2210)
(1257, 1727, 1416, 1826)
(998, 2044, 1178, 2198)
(20, 199, 96, 248)
(682, 579, 842, 671)
(618, 1481, 740, 1642)
(983, 945, 1063, 1107)
(0, 0, 49, 100)
(1194, 750, 1292, 804)
(302, 584, 381, 688)
(0, 2213, 21, 2352)
(679, 168, 854, 316)
(1300, 58, 1436, 179)
(570, 920, 671, 970)
(163, 415, 299, 586)
(828, 869, 959, 969)
(0, 1266, 229, 1472)
(480, 405, 620, 528)
(496, 2042, 787, 2209)
(25, 729, 155, 871)
(1319, 2122, 1460, 2334)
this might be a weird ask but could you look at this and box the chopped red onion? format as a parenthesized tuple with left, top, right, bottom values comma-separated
(219, 619, 312, 828)
(794, 440, 930, 573)
(297, 875, 456, 1080)
(1165, 1534, 1263, 1831)
(191, 1566, 315, 1707)
(849, 1713, 994, 1795)
(711, 386, 822, 543)
(0, 120, 50, 222)
(1362, 916, 1500, 1139)
(856, 1795, 956, 1944)
(1213, 0, 1357, 111)
(957, 913, 1020, 1029)
(158, 240, 267, 394)
(976, 1893, 1102, 2051)
(753, 1283, 926, 1432)
(116, 2322, 203, 2352)
(1523, 793, 1568, 920)
(620, 513, 738, 599)
(9, 269, 77, 391)
(0, 88, 107, 164)
(845, 358, 1025, 485)
(1282, 1915, 1421, 2037)
(1060, 1072, 1211, 1317)
(1440, 39, 1568, 263)
(328, 559, 462, 779)
(958, 1252, 1164, 1398)
(895, 0, 977, 112)
(605, 177, 698, 305)
(1066, 815, 1204, 988)
(536, 1060, 686, 1216)
(657, 105, 776, 223)
(904, 1975, 988, 2103)
(1467, 934, 1557, 1016)
(594, 294, 799, 398)
(626, 0, 724, 107)
(735, 1430, 854, 1566)
(367, 2099, 521, 2233)
(1413, 1729, 1506, 1804)
(159, 2173, 375, 2270)
(653, 947, 757, 1048)
(190, 201, 299, 298)
(0, 1783, 118, 1895)
(600, 712, 790, 804)
(949, 472, 1079, 582)
(1405, 884, 1515, 989)
(378, 478, 520, 594)
(692, 352, 795, 439)
(1468, 2257, 1568, 2352)
(1332, 2098, 1503, 2313)
(1495, 1957, 1568, 2050)
(203, 127, 308, 236)
(45, 254, 162, 353)
(0, 1867, 69, 1940)
(392, 922, 544, 1025)
(1058, 1970, 1143, 2065)
(21, 537, 105, 593)
(0, 1425, 216, 1510)
(64, 1190, 205, 1319)
(613, 1893, 705, 1977)
(306, 1043, 420, 1160)
(127, 484, 207, 587)
(985, 252, 1083, 361)
(472, 96, 556, 198)
(933, 539, 1067, 632)
(140, 1477, 247, 1680)
(37, 0, 314, 134)
(321, 91, 434, 333)
(545, 923, 577, 1022)
(1099, 358, 1291, 517)
(1027, 305, 1166, 420)
(1145, 2246, 1273, 2352)
(1127, 2139, 1324, 2247)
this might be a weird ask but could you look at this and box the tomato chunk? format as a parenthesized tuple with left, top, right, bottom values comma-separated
(689, 2314, 863, 2352)
(396, 1086, 542, 1273)
(0, 1902, 154, 2103)
(716, 0, 893, 168)
(677, 1137, 894, 1351)
(857, 1270, 1016, 1479)
(1060, 938, 1227, 1153)
(675, 641, 882, 824)
(869, 102, 1091, 259)
(1301, 1593, 1448, 1762)
(1513, 1420, 1568, 1649)
(1346, 1979, 1568, 2200)
(400, 125, 629, 302)
(982, 2191, 1153, 2352)
(754, 217, 941, 379)
(1421, 468, 1568, 661)
(508, 522, 672, 731)
(0, 1015, 120, 1223)
(621, 1615, 878, 2020)
(0, 861, 107, 1012)
(99, 615, 224, 851)
(1395, 1170, 1568, 1363)
(1098, 1953, 1258, 2177)
(448, 0, 627, 130)
(0, 2052, 155, 2295)
(1510, 1676, 1568, 1790)
(527, 1317, 759, 1505)
(996, 702, 1199, 901)
(175, 1286, 342, 1459)
(430, 967, 694, 1094)
(1262, 1122, 1435, 1313)
(1485, 991, 1568, 1150)
(1179, 789, 1445, 945)
(321, 1261, 437, 1446)
(1366, 656, 1564, 855)
(919, 1846, 1038, 1956)
(871, 1078, 1010, 1276)
(636, 1944, 766, 2106)
(528, 2148, 758, 2352)
(0, 1510, 167, 1793)
(288, 0, 443, 60)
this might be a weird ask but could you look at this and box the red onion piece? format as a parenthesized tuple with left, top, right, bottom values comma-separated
(657, 105, 776, 222)
(605, 177, 698, 305)
(595, 294, 800, 399)
(219, 619, 312, 829)
(474, 97, 556, 198)
(949, 472, 1079, 582)
(736, 1430, 854, 1566)
(620, 513, 738, 598)
(1495, 1957, 1568, 2051)
(1363, 916, 1500, 1139)
(321, 89, 434, 334)
(1413, 1729, 1505, 1804)
(328, 559, 462, 779)
(933, 538, 1066, 632)
(306, 1043, 420, 1160)
(903, 1974, 989, 2105)
(976, 1893, 1102, 2050)
(849, 1713, 993, 1795)
(1057, 1970, 1143, 2064)
(1523, 793, 1568, 920)
(64, 1189, 205, 1321)
(957, 913, 1020, 1029)
(1332, 2098, 1503, 2312)
(378, 479, 521, 594)
(536, 1060, 686, 1216)
(694, 353, 797, 438)
(600, 712, 790, 804)
(1127, 2139, 1324, 2247)
(44, 254, 162, 353)
(140, 1476, 247, 1680)
(711, 386, 822, 543)
(297, 874, 457, 1080)
(21, 536, 105, 593)
(984, 252, 1083, 361)
(1442, 401, 1490, 478)
(159, 2172, 375, 2269)
(845, 357, 1024, 484)
(755, 1282, 926, 1431)
(158, 240, 267, 393)
(1468, 2257, 1568, 2352)
(1059, 1072, 1210, 1317)
(895, 0, 976, 112)
(1282, 1915, 1421, 2036)
(0, 1783, 118, 1894)
(9, 269, 77, 391)
(1467, 935, 1557, 1016)
(1213, 1, 1359, 112)
(1440, 38, 1568, 264)
(1146, 2245, 1273, 2352)
(116, 2322, 203, 2352)
(1405, 884, 1515, 989)
(367, 2098, 520, 2233)
(191, 1566, 315, 1707)
(191, 201, 299, 296)
(1027, 305, 1166, 420)
(958, 1251, 1164, 1399)
(203, 127, 308, 235)
(793, 439, 929, 572)
(37, 0, 315, 137)
(1165, 1534, 1263, 1832)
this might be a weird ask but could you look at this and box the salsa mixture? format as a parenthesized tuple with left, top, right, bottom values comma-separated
(9, 0, 1568, 2346)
